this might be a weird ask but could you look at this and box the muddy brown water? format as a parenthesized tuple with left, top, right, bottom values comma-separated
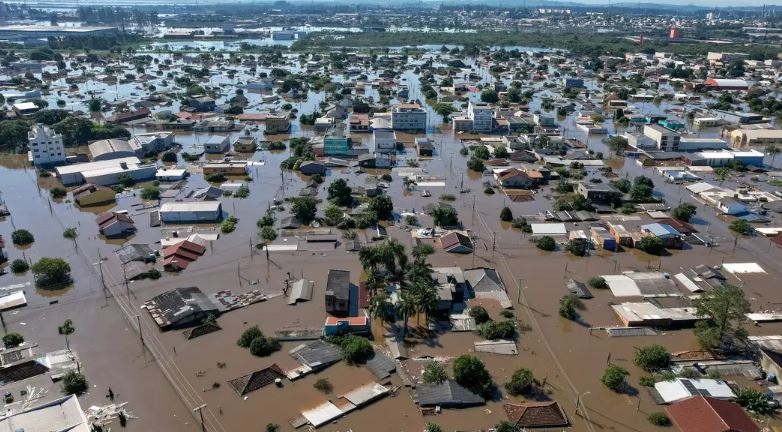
(2, 51, 782, 431)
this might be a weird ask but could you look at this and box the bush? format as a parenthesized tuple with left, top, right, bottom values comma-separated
(453, 355, 494, 398)
(735, 387, 774, 414)
(468, 306, 491, 324)
(221, 216, 238, 233)
(601, 365, 629, 392)
(2, 333, 24, 348)
(237, 325, 263, 348)
(588, 277, 607, 289)
(161, 151, 177, 163)
(368, 195, 394, 220)
(671, 203, 696, 222)
(10, 259, 29, 273)
(558, 294, 582, 320)
(494, 421, 519, 432)
(639, 376, 656, 387)
(467, 157, 485, 172)
(637, 236, 664, 255)
(260, 226, 277, 242)
(647, 412, 670, 426)
(484, 186, 495, 195)
(140, 185, 160, 200)
(535, 236, 556, 251)
(50, 187, 67, 199)
(634, 345, 671, 372)
(729, 219, 753, 236)
(234, 185, 250, 198)
(338, 335, 373, 364)
(478, 320, 515, 340)
(11, 229, 34, 246)
(565, 239, 588, 256)
(314, 378, 333, 394)
(500, 206, 513, 222)
(148, 268, 161, 279)
(422, 361, 448, 384)
(505, 368, 536, 396)
(432, 206, 459, 227)
(206, 173, 226, 183)
(62, 228, 78, 239)
(424, 423, 443, 432)
(32, 257, 71, 287)
(62, 371, 88, 395)
(250, 336, 281, 356)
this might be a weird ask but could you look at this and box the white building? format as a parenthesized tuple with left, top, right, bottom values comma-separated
(654, 378, 735, 404)
(28, 123, 66, 166)
(391, 104, 427, 131)
(372, 129, 397, 154)
(160, 201, 223, 223)
(55, 157, 156, 186)
(468, 101, 493, 132)
(643, 124, 680, 151)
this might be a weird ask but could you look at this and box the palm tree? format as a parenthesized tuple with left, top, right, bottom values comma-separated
(403, 176, 417, 191)
(416, 285, 440, 324)
(366, 268, 386, 296)
(358, 246, 380, 271)
(369, 292, 390, 322)
(397, 291, 417, 338)
(411, 243, 435, 263)
(406, 260, 433, 286)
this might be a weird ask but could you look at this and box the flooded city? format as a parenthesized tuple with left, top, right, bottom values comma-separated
(1, 2, 782, 432)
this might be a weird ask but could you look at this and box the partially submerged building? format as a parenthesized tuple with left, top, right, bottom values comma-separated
(143, 287, 220, 330)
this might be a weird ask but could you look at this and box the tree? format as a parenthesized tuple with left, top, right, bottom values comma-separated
(291, 197, 317, 224)
(424, 423, 443, 432)
(500, 206, 513, 222)
(338, 335, 373, 364)
(637, 236, 664, 255)
(249, 335, 281, 356)
(397, 291, 417, 337)
(607, 136, 628, 154)
(473, 146, 490, 160)
(0, 120, 31, 151)
(314, 378, 333, 394)
(50, 187, 67, 199)
(735, 387, 774, 414)
(58, 318, 75, 350)
(422, 361, 448, 384)
(601, 365, 629, 392)
(62, 370, 88, 395)
(2, 333, 24, 348)
(565, 239, 588, 256)
(693, 284, 751, 351)
(505, 368, 536, 396)
(265, 424, 279, 432)
(468, 306, 491, 325)
(432, 206, 459, 227)
(260, 226, 277, 243)
(161, 151, 177, 163)
(634, 345, 671, 372)
(63, 228, 78, 239)
(412, 243, 435, 262)
(630, 183, 653, 202)
(588, 277, 607, 289)
(369, 292, 391, 322)
(494, 146, 509, 159)
(466, 157, 485, 172)
(671, 203, 697, 222)
(480, 89, 499, 103)
(11, 229, 34, 245)
(559, 294, 582, 320)
(612, 178, 631, 193)
(140, 185, 160, 200)
(237, 325, 263, 348)
(32, 257, 71, 287)
(10, 259, 29, 273)
(453, 355, 493, 398)
(535, 236, 556, 251)
(494, 421, 519, 432)
(478, 320, 515, 340)
(327, 179, 353, 206)
(87, 98, 103, 112)
(323, 203, 344, 226)
(118, 173, 135, 188)
(368, 195, 394, 220)
(729, 219, 753, 236)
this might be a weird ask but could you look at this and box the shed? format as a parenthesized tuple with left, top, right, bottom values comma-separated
(414, 380, 484, 407)
(287, 279, 314, 305)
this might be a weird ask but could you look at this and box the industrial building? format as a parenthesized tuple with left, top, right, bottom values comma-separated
(0, 25, 117, 40)
(55, 157, 156, 186)
(89, 139, 136, 161)
(159, 201, 223, 223)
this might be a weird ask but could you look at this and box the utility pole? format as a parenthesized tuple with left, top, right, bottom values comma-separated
(96, 250, 106, 294)
(193, 404, 207, 432)
(135, 315, 143, 345)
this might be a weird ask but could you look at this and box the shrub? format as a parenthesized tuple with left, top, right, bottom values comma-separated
(535, 236, 556, 251)
(62, 371, 88, 395)
(234, 185, 250, 198)
(601, 365, 629, 392)
(500, 206, 513, 222)
(63, 228, 78, 239)
(10, 259, 29, 273)
(338, 335, 373, 364)
(260, 226, 277, 242)
(140, 185, 160, 200)
(31, 257, 71, 287)
(735, 387, 774, 414)
(148, 268, 161, 279)
(634, 345, 671, 372)
(11, 229, 34, 245)
(221, 216, 238, 233)
(671, 203, 696, 222)
(424, 423, 443, 432)
(729, 219, 753, 236)
(161, 151, 178, 163)
(467, 157, 485, 172)
(50, 187, 66, 199)
(2, 333, 24, 348)
(505, 368, 536, 396)
(314, 378, 333, 394)
(422, 361, 448, 384)
(478, 320, 515, 340)
(500, 310, 514, 319)
(588, 277, 607, 289)
(484, 186, 495, 195)
(637, 235, 665, 255)
(558, 294, 581, 320)
(432, 206, 459, 227)
(647, 412, 670, 426)
(565, 239, 588, 256)
(494, 421, 519, 432)
(639, 376, 656, 387)
(206, 173, 226, 183)
(468, 306, 490, 324)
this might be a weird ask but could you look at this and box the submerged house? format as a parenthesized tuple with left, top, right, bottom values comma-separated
(143, 287, 220, 330)
(325, 269, 351, 315)
(414, 380, 484, 407)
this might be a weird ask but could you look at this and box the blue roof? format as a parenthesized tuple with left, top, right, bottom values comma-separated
(641, 223, 681, 237)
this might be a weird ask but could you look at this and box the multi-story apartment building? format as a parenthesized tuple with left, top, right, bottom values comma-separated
(28, 123, 66, 166)
(391, 103, 427, 131)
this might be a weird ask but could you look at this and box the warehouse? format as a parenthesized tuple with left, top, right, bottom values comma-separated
(704, 79, 749, 91)
(160, 201, 223, 223)
(89, 139, 136, 161)
(55, 157, 156, 186)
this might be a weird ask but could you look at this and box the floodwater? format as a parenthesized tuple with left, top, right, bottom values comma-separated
(2, 43, 782, 431)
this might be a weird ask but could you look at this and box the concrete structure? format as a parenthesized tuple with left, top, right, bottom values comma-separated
(644, 124, 681, 151)
(323, 315, 370, 336)
(265, 115, 290, 133)
(704, 79, 749, 91)
(577, 182, 622, 204)
(189, 96, 216, 112)
(372, 129, 396, 154)
(96, 212, 136, 238)
(325, 269, 351, 315)
(159, 201, 223, 223)
(55, 157, 156, 186)
(324, 135, 351, 157)
(712, 110, 765, 125)
(28, 123, 66, 166)
(89, 139, 136, 161)
(12, 101, 39, 117)
(468, 101, 493, 132)
(143, 287, 219, 329)
(202, 162, 248, 176)
(391, 103, 427, 131)
(730, 128, 782, 148)
(203, 135, 230, 154)
(128, 132, 174, 156)
(73, 184, 115, 206)
(0, 25, 117, 39)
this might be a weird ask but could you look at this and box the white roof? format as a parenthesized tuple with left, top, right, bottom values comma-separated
(708, 79, 748, 87)
(0, 395, 90, 432)
(55, 157, 142, 176)
(722, 262, 765, 274)
(13, 102, 37, 110)
(160, 201, 221, 213)
(301, 401, 343, 427)
(530, 223, 567, 236)
(0, 291, 26, 311)
(686, 182, 720, 194)
(654, 378, 735, 403)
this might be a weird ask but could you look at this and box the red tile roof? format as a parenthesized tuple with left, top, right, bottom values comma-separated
(440, 232, 472, 251)
(162, 240, 206, 265)
(503, 401, 569, 428)
(666, 396, 759, 432)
